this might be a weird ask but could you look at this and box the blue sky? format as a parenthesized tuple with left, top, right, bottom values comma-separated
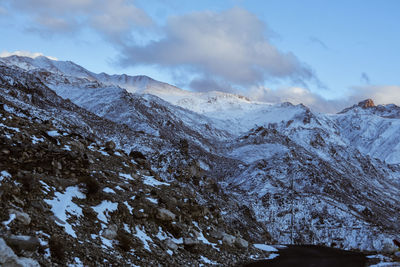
(1, 0, 400, 111)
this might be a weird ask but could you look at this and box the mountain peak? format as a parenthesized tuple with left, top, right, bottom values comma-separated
(358, 98, 375, 108)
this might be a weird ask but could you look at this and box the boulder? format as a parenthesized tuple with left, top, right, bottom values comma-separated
(102, 225, 118, 240)
(133, 209, 149, 219)
(209, 229, 223, 240)
(183, 238, 199, 247)
(129, 151, 146, 161)
(235, 237, 249, 249)
(222, 233, 236, 246)
(5, 235, 40, 253)
(156, 208, 176, 222)
(165, 239, 179, 252)
(0, 238, 39, 267)
(105, 141, 116, 151)
(9, 209, 31, 225)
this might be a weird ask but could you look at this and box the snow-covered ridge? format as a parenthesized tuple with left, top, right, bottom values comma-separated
(3, 55, 400, 164)
(1, 57, 400, 258)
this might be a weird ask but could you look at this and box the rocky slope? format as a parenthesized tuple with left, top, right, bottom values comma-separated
(1, 55, 400, 265)
(0, 64, 272, 266)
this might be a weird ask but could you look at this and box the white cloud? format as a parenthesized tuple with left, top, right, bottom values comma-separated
(350, 85, 400, 106)
(119, 7, 315, 87)
(90, 0, 152, 39)
(247, 85, 400, 113)
(0, 50, 58, 60)
(248, 86, 350, 113)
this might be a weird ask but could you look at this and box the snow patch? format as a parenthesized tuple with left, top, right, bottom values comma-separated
(46, 130, 60, 137)
(103, 187, 116, 194)
(0, 170, 11, 182)
(199, 255, 218, 265)
(253, 244, 279, 252)
(44, 186, 85, 238)
(92, 201, 118, 224)
(142, 175, 170, 187)
(134, 226, 153, 252)
(146, 197, 158, 204)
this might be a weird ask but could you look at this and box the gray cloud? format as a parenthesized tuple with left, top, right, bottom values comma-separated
(119, 7, 316, 87)
(6, 0, 153, 39)
(360, 72, 370, 84)
(309, 36, 328, 50)
(189, 77, 240, 94)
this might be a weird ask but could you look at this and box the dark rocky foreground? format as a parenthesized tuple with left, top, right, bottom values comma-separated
(244, 245, 367, 267)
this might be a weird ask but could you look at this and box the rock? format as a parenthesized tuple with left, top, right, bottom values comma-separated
(1, 148, 10, 155)
(102, 225, 118, 240)
(5, 235, 41, 253)
(358, 99, 375, 108)
(70, 140, 85, 151)
(382, 242, 397, 253)
(0, 238, 39, 267)
(105, 141, 116, 151)
(12, 196, 25, 207)
(165, 239, 179, 252)
(183, 238, 199, 247)
(156, 208, 176, 222)
(51, 160, 62, 170)
(9, 209, 31, 225)
(222, 233, 236, 246)
(129, 150, 146, 161)
(133, 209, 149, 219)
(209, 230, 223, 240)
(235, 237, 249, 249)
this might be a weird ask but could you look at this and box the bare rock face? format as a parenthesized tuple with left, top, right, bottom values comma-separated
(358, 99, 375, 108)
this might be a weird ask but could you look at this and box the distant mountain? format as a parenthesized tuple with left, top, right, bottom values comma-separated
(0, 55, 399, 265)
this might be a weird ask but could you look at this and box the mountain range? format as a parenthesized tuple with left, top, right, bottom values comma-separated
(0, 55, 399, 266)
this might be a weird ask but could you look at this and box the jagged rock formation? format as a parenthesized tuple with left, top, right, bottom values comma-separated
(1, 55, 400, 265)
(358, 99, 375, 108)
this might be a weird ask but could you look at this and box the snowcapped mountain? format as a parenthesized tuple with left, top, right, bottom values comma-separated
(334, 99, 400, 164)
(1, 55, 400, 265)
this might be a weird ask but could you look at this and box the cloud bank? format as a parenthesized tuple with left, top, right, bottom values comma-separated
(6, 0, 153, 40)
(0, 50, 58, 60)
(248, 86, 350, 113)
(119, 7, 315, 88)
(6, 1, 398, 114)
(350, 85, 400, 106)
(4, 2, 319, 92)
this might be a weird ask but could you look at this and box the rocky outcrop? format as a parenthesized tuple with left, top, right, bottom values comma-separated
(358, 99, 375, 108)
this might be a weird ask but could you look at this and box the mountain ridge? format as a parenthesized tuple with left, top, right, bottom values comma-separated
(1, 55, 400, 265)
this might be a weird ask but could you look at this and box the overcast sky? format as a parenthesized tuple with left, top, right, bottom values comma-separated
(1, 0, 400, 112)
